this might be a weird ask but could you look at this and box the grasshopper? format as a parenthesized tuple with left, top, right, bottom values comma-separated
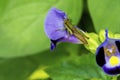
(64, 19, 89, 44)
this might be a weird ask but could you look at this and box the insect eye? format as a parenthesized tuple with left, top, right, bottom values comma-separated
(96, 47, 106, 67)
(115, 40, 120, 53)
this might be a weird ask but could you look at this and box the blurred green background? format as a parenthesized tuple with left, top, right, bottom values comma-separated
(0, 0, 120, 80)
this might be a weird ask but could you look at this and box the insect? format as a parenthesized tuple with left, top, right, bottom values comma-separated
(64, 19, 89, 44)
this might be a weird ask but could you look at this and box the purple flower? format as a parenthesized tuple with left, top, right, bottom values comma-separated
(44, 7, 88, 50)
(96, 29, 120, 75)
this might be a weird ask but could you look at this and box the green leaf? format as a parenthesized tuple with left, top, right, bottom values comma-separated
(0, 0, 83, 58)
(46, 54, 109, 80)
(0, 44, 69, 80)
(0, 58, 36, 80)
(88, 0, 120, 33)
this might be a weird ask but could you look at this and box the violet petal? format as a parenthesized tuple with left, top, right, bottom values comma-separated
(96, 29, 120, 75)
(44, 7, 67, 40)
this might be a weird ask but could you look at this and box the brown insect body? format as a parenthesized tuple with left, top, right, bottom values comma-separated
(64, 19, 89, 44)
(72, 27, 88, 44)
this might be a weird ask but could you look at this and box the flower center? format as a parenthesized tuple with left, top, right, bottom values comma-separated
(109, 56, 119, 66)
(104, 45, 116, 57)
